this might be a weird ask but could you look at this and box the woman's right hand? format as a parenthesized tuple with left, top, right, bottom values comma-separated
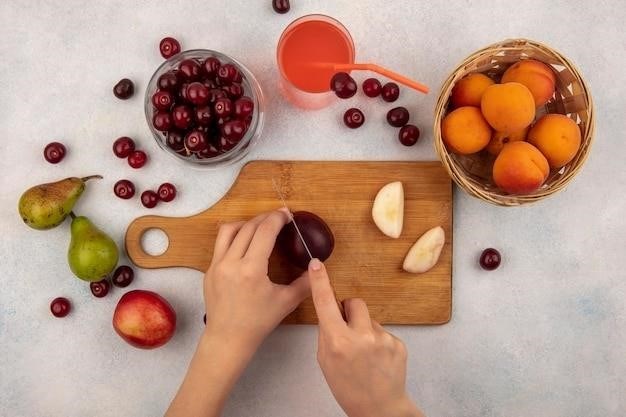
(308, 258, 424, 417)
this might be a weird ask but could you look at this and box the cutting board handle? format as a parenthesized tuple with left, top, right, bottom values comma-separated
(125, 214, 213, 271)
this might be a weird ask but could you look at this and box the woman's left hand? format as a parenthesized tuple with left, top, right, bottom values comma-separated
(203, 208, 311, 352)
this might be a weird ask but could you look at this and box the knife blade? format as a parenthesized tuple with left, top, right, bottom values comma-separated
(271, 178, 313, 261)
(271, 178, 346, 321)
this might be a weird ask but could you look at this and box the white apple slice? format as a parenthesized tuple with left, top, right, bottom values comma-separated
(372, 181, 404, 238)
(403, 226, 445, 274)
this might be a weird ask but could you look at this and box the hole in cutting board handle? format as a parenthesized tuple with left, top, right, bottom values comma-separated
(140, 228, 170, 257)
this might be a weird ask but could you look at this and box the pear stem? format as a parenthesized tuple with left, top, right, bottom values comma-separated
(69, 211, 77, 219)
(81, 175, 103, 182)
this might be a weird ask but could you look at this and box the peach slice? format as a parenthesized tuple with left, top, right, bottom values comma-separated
(372, 181, 404, 238)
(403, 226, 445, 274)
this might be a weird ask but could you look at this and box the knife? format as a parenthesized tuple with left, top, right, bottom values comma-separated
(272, 178, 313, 261)
(271, 178, 346, 321)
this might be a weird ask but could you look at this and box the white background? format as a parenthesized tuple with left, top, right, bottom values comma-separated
(1, 1, 625, 416)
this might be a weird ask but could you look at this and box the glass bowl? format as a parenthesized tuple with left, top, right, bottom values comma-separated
(144, 49, 265, 168)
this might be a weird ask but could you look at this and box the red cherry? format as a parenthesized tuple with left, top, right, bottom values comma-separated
(172, 105, 193, 130)
(209, 88, 228, 104)
(158, 183, 177, 202)
(152, 90, 174, 110)
(90, 279, 111, 298)
(272, 0, 290, 13)
(195, 105, 213, 126)
(159, 37, 181, 59)
(198, 143, 222, 158)
(234, 97, 254, 119)
(222, 84, 244, 100)
(386, 107, 410, 127)
(381, 82, 400, 102)
(343, 108, 365, 129)
(217, 64, 240, 85)
(202, 57, 221, 78)
(128, 150, 147, 169)
(330, 72, 357, 99)
(113, 179, 135, 199)
(186, 82, 210, 105)
(152, 111, 173, 131)
(50, 297, 71, 318)
(112, 265, 134, 288)
(244, 115, 253, 130)
(398, 125, 420, 146)
(480, 248, 501, 270)
(202, 79, 217, 89)
(157, 71, 181, 92)
(178, 59, 201, 81)
(221, 120, 247, 143)
(166, 131, 186, 154)
(112, 137, 135, 158)
(184, 130, 208, 152)
(44, 142, 66, 164)
(178, 82, 190, 102)
(141, 190, 159, 208)
(219, 136, 239, 152)
(113, 78, 134, 99)
(214, 97, 233, 118)
(362, 78, 382, 97)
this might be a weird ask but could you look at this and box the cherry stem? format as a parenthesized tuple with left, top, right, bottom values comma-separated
(81, 175, 103, 182)
(69, 212, 77, 219)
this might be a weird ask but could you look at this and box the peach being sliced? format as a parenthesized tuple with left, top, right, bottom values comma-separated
(403, 226, 445, 274)
(372, 181, 404, 238)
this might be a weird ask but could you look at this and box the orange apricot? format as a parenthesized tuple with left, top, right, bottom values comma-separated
(450, 73, 495, 108)
(493, 141, 549, 194)
(486, 127, 529, 155)
(527, 114, 581, 168)
(502, 59, 556, 107)
(441, 106, 492, 154)
(481, 82, 536, 134)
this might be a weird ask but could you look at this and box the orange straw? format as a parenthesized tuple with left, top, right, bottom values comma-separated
(313, 62, 429, 94)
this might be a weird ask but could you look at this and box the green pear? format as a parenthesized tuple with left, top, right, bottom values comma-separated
(18, 175, 102, 230)
(68, 215, 119, 282)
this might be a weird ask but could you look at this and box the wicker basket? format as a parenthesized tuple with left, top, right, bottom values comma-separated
(433, 39, 594, 206)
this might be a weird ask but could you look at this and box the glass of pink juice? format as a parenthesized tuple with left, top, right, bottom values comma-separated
(277, 14, 355, 109)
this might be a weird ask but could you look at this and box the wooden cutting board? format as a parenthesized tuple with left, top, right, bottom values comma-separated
(125, 161, 453, 324)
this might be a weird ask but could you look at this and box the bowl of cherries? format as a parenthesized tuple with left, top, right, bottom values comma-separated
(145, 49, 265, 167)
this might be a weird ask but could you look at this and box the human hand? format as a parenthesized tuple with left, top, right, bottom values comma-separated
(203, 209, 310, 353)
(166, 209, 309, 417)
(309, 259, 424, 417)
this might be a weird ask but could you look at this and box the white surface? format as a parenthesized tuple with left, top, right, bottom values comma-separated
(1, 1, 625, 416)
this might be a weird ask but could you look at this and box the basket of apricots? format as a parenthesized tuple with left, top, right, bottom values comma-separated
(434, 39, 594, 206)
